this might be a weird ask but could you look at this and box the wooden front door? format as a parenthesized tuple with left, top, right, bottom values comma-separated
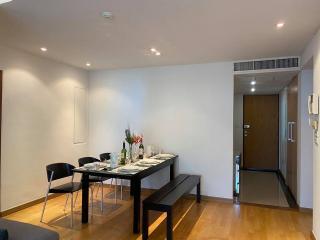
(287, 76, 298, 200)
(243, 95, 279, 170)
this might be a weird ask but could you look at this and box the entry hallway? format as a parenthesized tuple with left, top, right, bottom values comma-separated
(240, 171, 289, 208)
(4, 187, 312, 240)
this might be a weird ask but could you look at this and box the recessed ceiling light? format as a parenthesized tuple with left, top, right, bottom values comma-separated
(86, 62, 91, 67)
(150, 48, 161, 56)
(251, 88, 256, 92)
(251, 81, 256, 85)
(40, 47, 47, 52)
(0, 0, 13, 5)
(276, 22, 285, 29)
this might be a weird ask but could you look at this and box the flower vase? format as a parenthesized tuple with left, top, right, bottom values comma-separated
(128, 144, 133, 163)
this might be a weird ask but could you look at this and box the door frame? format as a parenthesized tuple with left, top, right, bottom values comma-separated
(286, 76, 298, 200)
(0, 70, 2, 211)
(242, 94, 280, 172)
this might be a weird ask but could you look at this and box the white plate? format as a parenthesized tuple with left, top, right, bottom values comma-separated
(138, 159, 163, 165)
(153, 153, 175, 158)
(111, 165, 145, 174)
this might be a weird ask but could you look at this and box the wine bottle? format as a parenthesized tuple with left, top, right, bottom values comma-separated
(121, 141, 127, 165)
(139, 140, 144, 159)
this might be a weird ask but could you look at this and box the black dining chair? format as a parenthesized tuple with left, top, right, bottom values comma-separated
(40, 163, 81, 227)
(99, 153, 111, 162)
(78, 157, 110, 212)
(100, 152, 124, 200)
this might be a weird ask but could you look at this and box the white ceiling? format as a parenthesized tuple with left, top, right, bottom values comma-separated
(234, 71, 299, 95)
(0, 0, 320, 70)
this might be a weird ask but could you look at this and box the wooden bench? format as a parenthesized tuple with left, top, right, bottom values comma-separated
(142, 174, 201, 240)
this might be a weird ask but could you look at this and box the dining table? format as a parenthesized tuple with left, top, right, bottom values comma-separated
(73, 154, 177, 234)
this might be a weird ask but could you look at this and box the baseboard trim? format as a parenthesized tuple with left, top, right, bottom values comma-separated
(299, 207, 313, 213)
(276, 170, 298, 209)
(201, 195, 233, 203)
(241, 168, 277, 173)
(311, 231, 316, 240)
(0, 193, 61, 217)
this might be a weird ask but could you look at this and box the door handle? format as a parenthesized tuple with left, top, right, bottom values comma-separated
(287, 122, 296, 143)
(291, 122, 296, 142)
(288, 122, 292, 142)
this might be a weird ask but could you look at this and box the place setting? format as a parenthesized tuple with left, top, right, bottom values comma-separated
(80, 162, 109, 171)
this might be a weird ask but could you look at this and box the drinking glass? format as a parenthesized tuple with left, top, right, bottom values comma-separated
(110, 152, 118, 168)
(146, 145, 153, 157)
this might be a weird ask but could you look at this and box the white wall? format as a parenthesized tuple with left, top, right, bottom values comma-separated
(89, 62, 234, 199)
(233, 94, 243, 163)
(279, 87, 288, 179)
(302, 28, 320, 238)
(0, 45, 89, 211)
(297, 70, 313, 209)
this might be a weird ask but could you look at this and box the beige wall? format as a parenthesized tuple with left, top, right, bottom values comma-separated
(0, 45, 89, 211)
(88, 62, 234, 199)
(302, 28, 320, 238)
(297, 70, 313, 209)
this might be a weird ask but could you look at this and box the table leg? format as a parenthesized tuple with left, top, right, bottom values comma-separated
(197, 181, 201, 203)
(170, 163, 175, 180)
(130, 179, 134, 196)
(81, 173, 89, 223)
(142, 205, 149, 240)
(133, 179, 141, 233)
(167, 208, 173, 240)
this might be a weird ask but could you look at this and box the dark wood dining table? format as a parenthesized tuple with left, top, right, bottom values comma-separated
(73, 155, 177, 233)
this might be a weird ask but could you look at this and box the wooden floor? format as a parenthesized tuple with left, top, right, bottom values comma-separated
(4, 186, 312, 240)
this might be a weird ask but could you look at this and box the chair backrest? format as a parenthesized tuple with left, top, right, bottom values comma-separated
(100, 153, 111, 161)
(78, 157, 100, 167)
(46, 163, 75, 182)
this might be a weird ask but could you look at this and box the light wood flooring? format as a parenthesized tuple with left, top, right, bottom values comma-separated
(4, 186, 312, 240)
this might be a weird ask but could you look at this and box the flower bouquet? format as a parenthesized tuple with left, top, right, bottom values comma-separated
(125, 128, 143, 162)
